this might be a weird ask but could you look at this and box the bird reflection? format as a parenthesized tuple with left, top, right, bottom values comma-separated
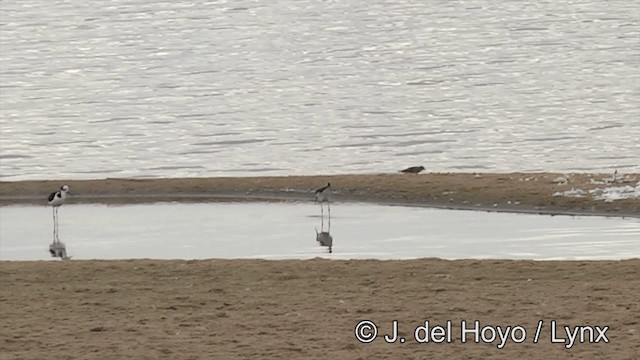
(315, 206, 333, 253)
(49, 241, 69, 260)
(316, 229, 333, 253)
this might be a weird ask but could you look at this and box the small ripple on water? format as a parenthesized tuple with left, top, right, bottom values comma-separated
(406, 79, 446, 86)
(395, 150, 444, 156)
(0, 154, 33, 159)
(218, 167, 291, 172)
(178, 149, 222, 155)
(340, 124, 397, 129)
(73, 169, 124, 174)
(392, 139, 457, 147)
(193, 138, 273, 146)
(192, 132, 241, 137)
(147, 120, 173, 124)
(145, 165, 206, 171)
(588, 124, 624, 131)
(453, 164, 493, 170)
(525, 136, 587, 142)
(89, 117, 139, 124)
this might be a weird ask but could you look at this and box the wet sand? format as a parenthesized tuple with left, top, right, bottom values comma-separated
(1, 172, 638, 217)
(1, 259, 638, 359)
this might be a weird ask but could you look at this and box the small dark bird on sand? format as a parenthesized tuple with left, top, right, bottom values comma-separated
(400, 166, 425, 174)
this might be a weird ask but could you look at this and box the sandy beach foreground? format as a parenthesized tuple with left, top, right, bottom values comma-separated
(1, 259, 639, 359)
(1, 172, 638, 216)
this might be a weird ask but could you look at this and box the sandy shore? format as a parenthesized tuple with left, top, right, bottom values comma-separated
(1, 173, 638, 358)
(1, 172, 638, 217)
(1, 259, 638, 359)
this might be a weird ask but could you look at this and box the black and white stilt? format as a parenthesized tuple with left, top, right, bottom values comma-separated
(314, 183, 333, 253)
(48, 185, 70, 259)
(314, 182, 332, 217)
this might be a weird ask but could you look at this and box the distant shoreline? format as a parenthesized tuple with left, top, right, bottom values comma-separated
(1, 172, 638, 217)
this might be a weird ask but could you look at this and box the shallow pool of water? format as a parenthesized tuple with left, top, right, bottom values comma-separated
(0, 202, 638, 260)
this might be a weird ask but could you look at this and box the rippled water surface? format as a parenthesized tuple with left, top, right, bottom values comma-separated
(1, 1, 639, 180)
(1, 203, 638, 260)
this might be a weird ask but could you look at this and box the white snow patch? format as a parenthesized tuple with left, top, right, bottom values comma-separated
(553, 188, 587, 197)
(554, 181, 640, 202)
(589, 182, 640, 202)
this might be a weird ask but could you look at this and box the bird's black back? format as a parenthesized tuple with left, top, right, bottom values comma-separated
(315, 183, 331, 193)
(48, 191, 57, 202)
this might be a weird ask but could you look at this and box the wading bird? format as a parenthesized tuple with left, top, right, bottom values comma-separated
(314, 182, 332, 217)
(48, 185, 70, 244)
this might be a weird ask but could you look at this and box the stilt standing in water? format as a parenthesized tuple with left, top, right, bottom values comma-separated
(315, 183, 333, 253)
(48, 185, 70, 244)
(314, 182, 332, 218)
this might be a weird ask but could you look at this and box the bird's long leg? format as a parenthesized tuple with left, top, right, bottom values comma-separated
(320, 202, 324, 219)
(52, 207, 56, 242)
(54, 207, 59, 243)
(328, 201, 331, 219)
(328, 211, 331, 233)
(55, 207, 58, 243)
(321, 210, 324, 231)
